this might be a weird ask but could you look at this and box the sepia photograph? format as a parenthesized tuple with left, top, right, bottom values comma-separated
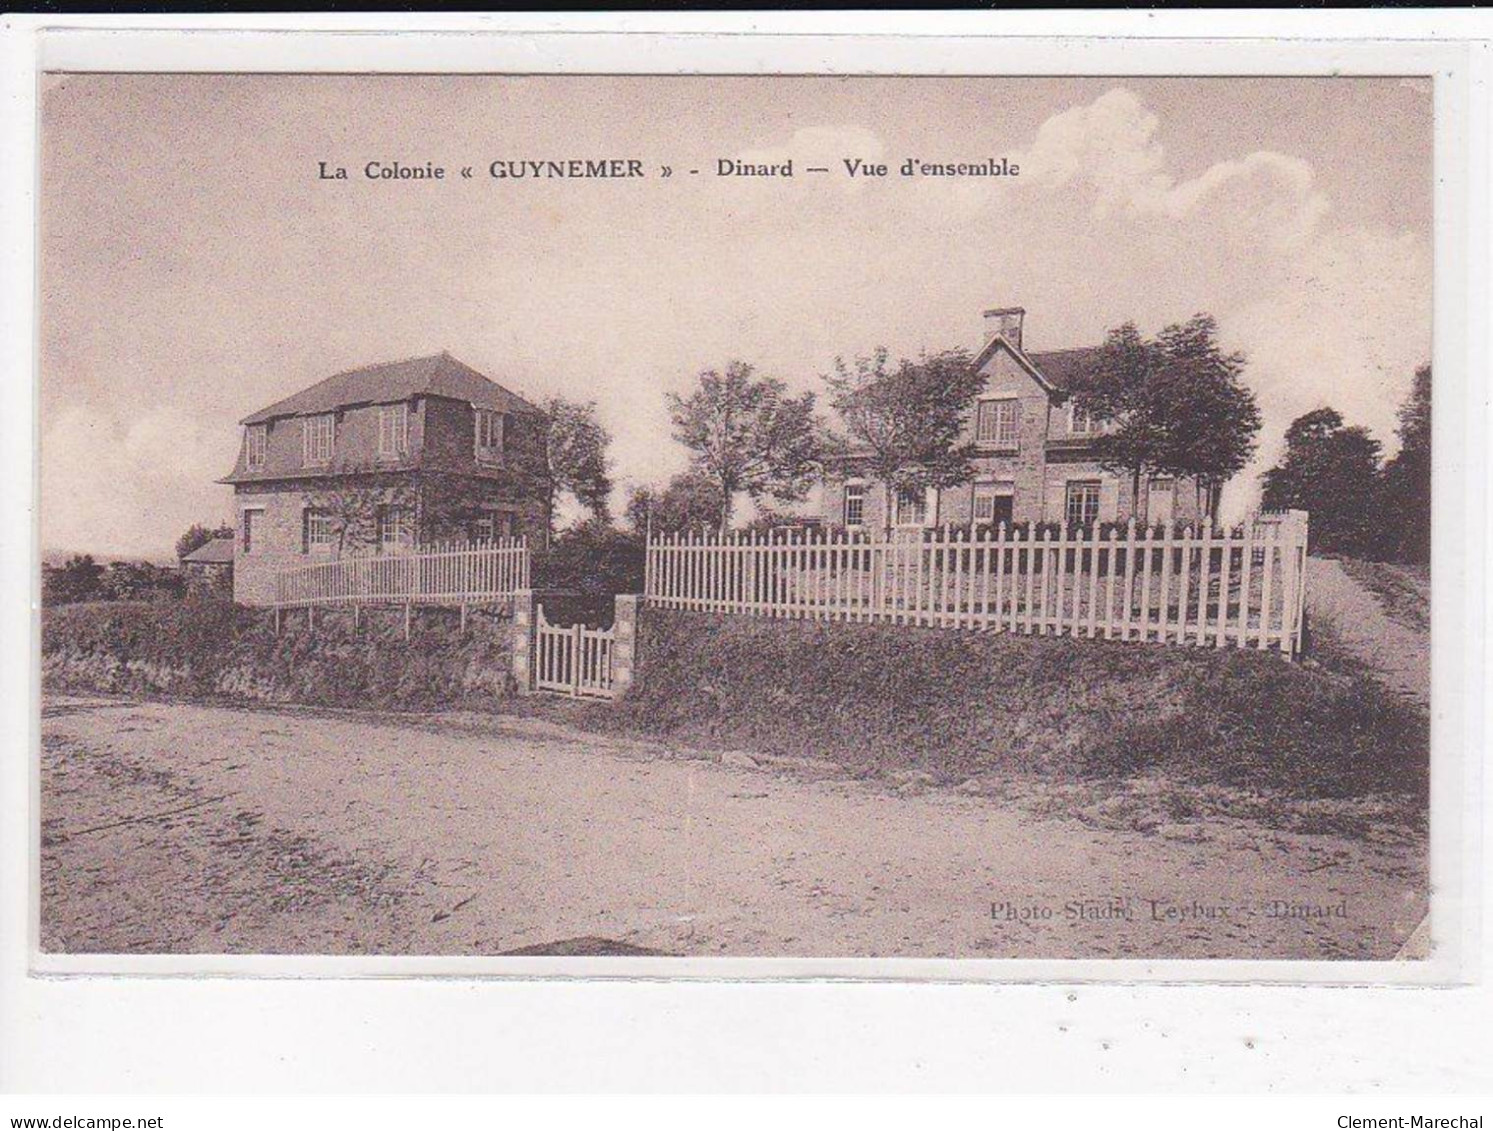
(35, 71, 1436, 966)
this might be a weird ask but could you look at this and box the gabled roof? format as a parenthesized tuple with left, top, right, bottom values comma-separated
(241, 352, 543, 425)
(180, 536, 235, 564)
(970, 335, 1106, 399)
(1026, 346, 1106, 395)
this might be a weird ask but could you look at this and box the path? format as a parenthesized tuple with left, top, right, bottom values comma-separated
(1305, 556, 1431, 708)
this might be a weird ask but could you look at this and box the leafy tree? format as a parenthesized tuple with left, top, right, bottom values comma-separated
(667, 361, 820, 533)
(175, 522, 234, 562)
(42, 554, 104, 606)
(1261, 407, 1383, 555)
(1068, 324, 1170, 521)
(1379, 364, 1431, 564)
(1071, 316, 1261, 524)
(1151, 315, 1261, 518)
(543, 397, 613, 525)
(823, 346, 982, 536)
(625, 472, 726, 537)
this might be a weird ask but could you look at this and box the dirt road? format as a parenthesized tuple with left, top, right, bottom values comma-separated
(40, 695, 1425, 959)
(1306, 556, 1430, 708)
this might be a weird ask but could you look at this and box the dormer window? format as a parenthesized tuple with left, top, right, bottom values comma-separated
(1070, 400, 1096, 435)
(302, 413, 335, 467)
(378, 402, 410, 459)
(245, 424, 266, 471)
(475, 408, 504, 462)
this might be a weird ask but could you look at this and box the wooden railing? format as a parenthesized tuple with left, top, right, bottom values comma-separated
(645, 512, 1309, 657)
(274, 539, 530, 609)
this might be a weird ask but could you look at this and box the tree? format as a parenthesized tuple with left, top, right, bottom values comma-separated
(175, 522, 234, 562)
(1261, 407, 1383, 555)
(667, 361, 820, 533)
(625, 472, 726, 537)
(1379, 363, 1431, 564)
(41, 554, 104, 606)
(1150, 315, 1261, 518)
(542, 397, 613, 526)
(1069, 323, 1174, 524)
(823, 346, 982, 536)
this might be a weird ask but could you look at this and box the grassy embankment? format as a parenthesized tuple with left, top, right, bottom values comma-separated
(42, 600, 516, 711)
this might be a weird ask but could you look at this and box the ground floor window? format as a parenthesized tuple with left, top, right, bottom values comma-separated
(972, 483, 1015, 527)
(471, 509, 517, 543)
(378, 505, 412, 551)
(240, 508, 263, 554)
(843, 482, 866, 528)
(1147, 477, 1175, 525)
(895, 486, 928, 527)
(303, 508, 334, 554)
(1065, 480, 1102, 527)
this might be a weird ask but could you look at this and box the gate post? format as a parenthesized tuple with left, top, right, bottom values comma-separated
(612, 594, 640, 698)
(512, 588, 537, 694)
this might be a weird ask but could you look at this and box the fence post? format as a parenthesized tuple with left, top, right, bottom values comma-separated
(612, 594, 640, 698)
(511, 589, 536, 694)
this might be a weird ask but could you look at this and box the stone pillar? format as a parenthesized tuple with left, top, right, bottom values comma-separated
(511, 589, 536, 694)
(611, 594, 640, 698)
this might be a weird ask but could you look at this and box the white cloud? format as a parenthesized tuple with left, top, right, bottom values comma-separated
(1019, 88, 1329, 246)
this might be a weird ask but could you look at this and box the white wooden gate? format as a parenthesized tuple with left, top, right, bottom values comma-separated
(533, 603, 617, 699)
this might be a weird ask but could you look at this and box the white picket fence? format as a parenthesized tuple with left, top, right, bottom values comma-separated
(274, 538, 530, 609)
(645, 512, 1310, 657)
(534, 603, 617, 699)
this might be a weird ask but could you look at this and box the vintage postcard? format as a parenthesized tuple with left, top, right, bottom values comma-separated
(26, 42, 1471, 982)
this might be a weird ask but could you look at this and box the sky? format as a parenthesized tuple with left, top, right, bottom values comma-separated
(39, 74, 1432, 557)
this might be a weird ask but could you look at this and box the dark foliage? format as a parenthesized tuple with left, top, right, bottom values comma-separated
(1261, 408, 1383, 556)
(1379, 364, 1431, 564)
(534, 519, 645, 609)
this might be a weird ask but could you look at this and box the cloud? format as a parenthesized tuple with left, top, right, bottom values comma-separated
(1019, 88, 1329, 245)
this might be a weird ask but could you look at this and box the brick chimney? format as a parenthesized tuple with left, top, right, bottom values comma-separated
(983, 306, 1025, 351)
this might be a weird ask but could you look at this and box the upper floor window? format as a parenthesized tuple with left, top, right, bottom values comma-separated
(245, 424, 267, 471)
(302, 413, 335, 466)
(975, 398, 1020, 447)
(1070, 400, 1096, 435)
(379, 402, 410, 459)
(843, 481, 866, 528)
(475, 408, 504, 462)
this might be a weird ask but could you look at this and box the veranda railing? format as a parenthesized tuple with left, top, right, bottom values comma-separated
(274, 538, 530, 611)
(644, 513, 1309, 657)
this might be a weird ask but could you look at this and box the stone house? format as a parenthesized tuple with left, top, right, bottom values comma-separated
(822, 307, 1212, 534)
(221, 352, 551, 606)
(178, 535, 235, 598)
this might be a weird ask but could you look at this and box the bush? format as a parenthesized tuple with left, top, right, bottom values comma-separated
(533, 519, 644, 619)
